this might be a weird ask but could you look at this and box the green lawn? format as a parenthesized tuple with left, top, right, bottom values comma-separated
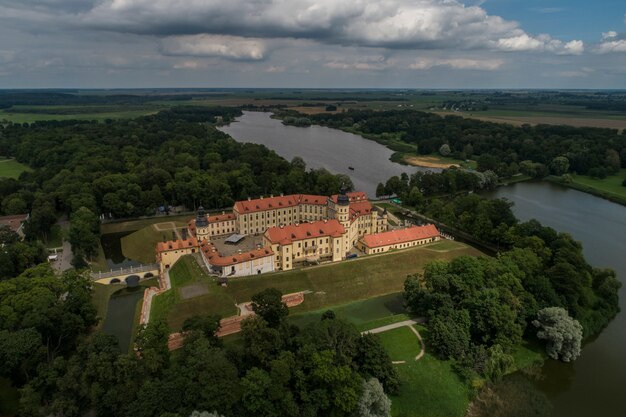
(571, 169, 626, 199)
(101, 213, 193, 234)
(120, 220, 189, 264)
(383, 325, 471, 417)
(288, 292, 409, 330)
(224, 241, 482, 315)
(378, 326, 422, 362)
(0, 157, 32, 179)
(151, 256, 238, 330)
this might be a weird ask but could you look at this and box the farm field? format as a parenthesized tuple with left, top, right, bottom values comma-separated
(0, 105, 163, 123)
(0, 157, 31, 179)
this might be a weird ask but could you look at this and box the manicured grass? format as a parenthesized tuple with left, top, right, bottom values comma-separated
(101, 214, 193, 234)
(224, 242, 483, 315)
(388, 325, 471, 417)
(0, 377, 19, 416)
(288, 292, 408, 329)
(0, 157, 32, 179)
(424, 240, 466, 251)
(571, 169, 626, 199)
(378, 326, 422, 362)
(120, 221, 189, 264)
(151, 256, 238, 330)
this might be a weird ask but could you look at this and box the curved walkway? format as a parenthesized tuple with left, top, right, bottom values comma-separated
(362, 318, 426, 362)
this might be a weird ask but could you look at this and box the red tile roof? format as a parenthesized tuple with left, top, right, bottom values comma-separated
(330, 191, 368, 204)
(234, 194, 328, 214)
(199, 240, 274, 267)
(361, 225, 439, 248)
(264, 219, 345, 245)
(156, 237, 199, 253)
(207, 212, 236, 223)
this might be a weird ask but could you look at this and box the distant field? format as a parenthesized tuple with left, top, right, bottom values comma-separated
(433, 109, 626, 131)
(0, 157, 31, 178)
(0, 105, 162, 123)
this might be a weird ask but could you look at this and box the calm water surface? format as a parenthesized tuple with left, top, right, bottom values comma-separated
(102, 287, 145, 352)
(219, 111, 430, 196)
(487, 182, 626, 417)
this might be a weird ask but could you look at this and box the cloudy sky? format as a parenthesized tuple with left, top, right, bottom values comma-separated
(0, 0, 625, 88)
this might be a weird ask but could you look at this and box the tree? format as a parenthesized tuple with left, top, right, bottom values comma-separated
(182, 315, 222, 347)
(375, 182, 385, 198)
(68, 206, 100, 260)
(549, 156, 570, 176)
(405, 187, 423, 208)
(439, 143, 451, 156)
(604, 149, 621, 174)
(250, 288, 288, 328)
(355, 378, 391, 417)
(354, 333, 399, 394)
(533, 307, 582, 362)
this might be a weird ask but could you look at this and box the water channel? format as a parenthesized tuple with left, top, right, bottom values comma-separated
(220, 111, 626, 416)
(102, 287, 145, 352)
(218, 111, 429, 196)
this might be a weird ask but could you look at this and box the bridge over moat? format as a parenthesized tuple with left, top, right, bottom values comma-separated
(91, 263, 160, 285)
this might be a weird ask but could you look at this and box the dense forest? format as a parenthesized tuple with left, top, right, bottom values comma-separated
(1, 276, 397, 417)
(0, 107, 352, 271)
(306, 109, 626, 178)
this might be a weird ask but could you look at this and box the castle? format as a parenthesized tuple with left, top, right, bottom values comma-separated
(157, 188, 439, 278)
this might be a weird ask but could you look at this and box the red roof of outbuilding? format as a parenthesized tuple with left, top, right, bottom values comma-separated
(264, 219, 345, 245)
(361, 225, 439, 248)
(156, 237, 198, 253)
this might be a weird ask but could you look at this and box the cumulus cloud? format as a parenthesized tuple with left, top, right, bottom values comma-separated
(74, 0, 580, 54)
(495, 35, 583, 55)
(596, 39, 626, 54)
(161, 35, 269, 61)
(409, 57, 504, 70)
(602, 31, 618, 40)
(324, 55, 392, 71)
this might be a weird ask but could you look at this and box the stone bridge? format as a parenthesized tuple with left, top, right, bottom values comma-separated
(91, 263, 160, 285)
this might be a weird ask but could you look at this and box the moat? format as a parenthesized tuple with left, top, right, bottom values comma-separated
(222, 111, 626, 417)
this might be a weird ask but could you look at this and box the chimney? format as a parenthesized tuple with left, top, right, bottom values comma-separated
(270, 194, 274, 198)
(248, 197, 251, 201)
(280, 193, 284, 197)
(260, 196, 264, 200)
(238, 249, 242, 254)
(222, 211, 225, 215)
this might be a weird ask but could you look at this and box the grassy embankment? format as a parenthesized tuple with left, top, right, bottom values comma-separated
(547, 169, 626, 206)
(150, 256, 238, 330)
(155, 240, 482, 331)
(0, 157, 32, 179)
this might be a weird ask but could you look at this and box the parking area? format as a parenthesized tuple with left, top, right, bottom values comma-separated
(210, 234, 266, 256)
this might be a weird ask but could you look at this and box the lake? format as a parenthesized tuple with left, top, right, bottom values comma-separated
(220, 111, 626, 416)
(487, 182, 626, 417)
(218, 111, 429, 196)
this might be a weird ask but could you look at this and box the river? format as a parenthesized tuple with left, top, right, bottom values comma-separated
(487, 182, 626, 417)
(218, 111, 428, 196)
(220, 111, 626, 416)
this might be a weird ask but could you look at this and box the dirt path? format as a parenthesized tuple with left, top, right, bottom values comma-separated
(363, 318, 426, 362)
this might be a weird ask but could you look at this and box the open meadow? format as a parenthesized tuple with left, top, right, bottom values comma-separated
(0, 157, 31, 179)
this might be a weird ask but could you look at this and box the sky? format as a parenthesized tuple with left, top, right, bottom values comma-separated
(0, 0, 625, 89)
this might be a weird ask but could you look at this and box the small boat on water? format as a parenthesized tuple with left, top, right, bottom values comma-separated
(348, 166, 355, 171)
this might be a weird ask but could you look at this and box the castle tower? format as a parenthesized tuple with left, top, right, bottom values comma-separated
(336, 185, 350, 227)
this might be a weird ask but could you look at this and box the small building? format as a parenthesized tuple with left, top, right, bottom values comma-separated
(199, 240, 275, 277)
(263, 219, 346, 271)
(0, 213, 29, 239)
(357, 224, 440, 255)
(156, 237, 199, 269)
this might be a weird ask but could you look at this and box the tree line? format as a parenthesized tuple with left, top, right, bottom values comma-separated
(306, 109, 626, 178)
(1, 275, 396, 417)
(0, 107, 352, 271)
